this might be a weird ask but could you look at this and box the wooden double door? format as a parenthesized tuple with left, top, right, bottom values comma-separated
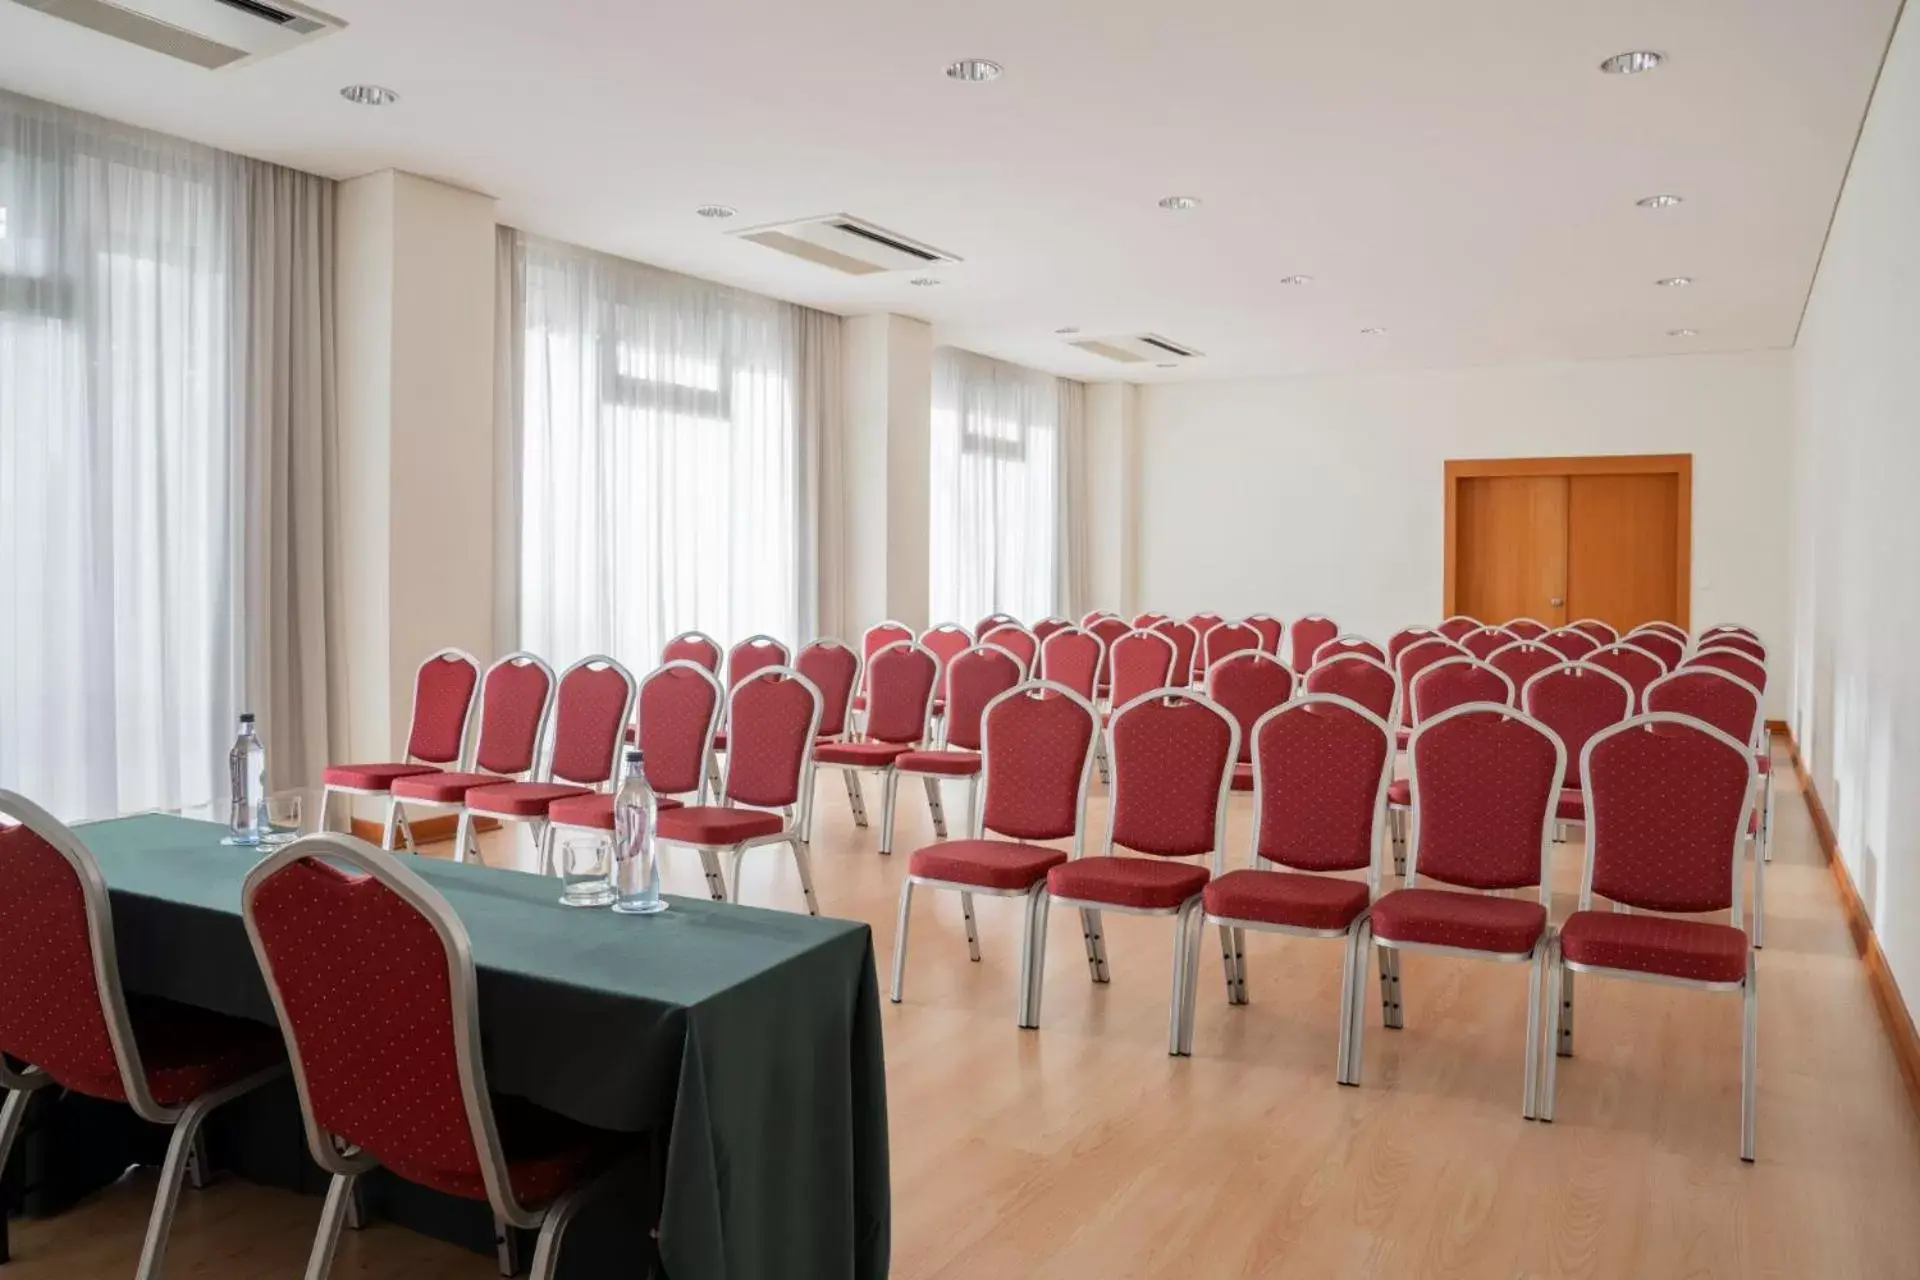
(1444, 455, 1691, 632)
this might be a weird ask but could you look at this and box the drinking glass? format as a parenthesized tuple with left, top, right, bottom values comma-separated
(557, 837, 618, 908)
(260, 790, 306, 845)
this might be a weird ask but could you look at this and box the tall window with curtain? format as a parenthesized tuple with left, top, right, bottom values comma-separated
(506, 233, 838, 670)
(929, 347, 1082, 625)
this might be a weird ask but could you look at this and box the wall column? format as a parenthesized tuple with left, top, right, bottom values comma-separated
(841, 313, 933, 633)
(1084, 381, 1142, 618)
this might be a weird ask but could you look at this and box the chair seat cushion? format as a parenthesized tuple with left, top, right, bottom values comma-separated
(1369, 887, 1547, 955)
(1229, 763, 1254, 793)
(322, 762, 443, 791)
(400, 1092, 616, 1208)
(391, 771, 514, 804)
(814, 741, 913, 767)
(1387, 778, 1410, 806)
(546, 792, 684, 830)
(894, 749, 982, 777)
(119, 994, 285, 1107)
(1559, 910, 1748, 984)
(1556, 788, 1585, 821)
(1047, 856, 1210, 910)
(909, 839, 1067, 890)
(1203, 869, 1369, 932)
(466, 782, 592, 818)
(655, 805, 786, 845)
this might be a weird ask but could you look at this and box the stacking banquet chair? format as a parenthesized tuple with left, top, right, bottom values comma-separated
(1362, 702, 1563, 1116)
(1687, 645, 1769, 693)
(0, 792, 287, 1280)
(1386, 658, 1515, 873)
(1520, 661, 1633, 842)
(711, 635, 793, 789)
(1314, 633, 1387, 665)
(1131, 611, 1171, 630)
(919, 624, 974, 713)
(1701, 622, 1759, 642)
(1030, 616, 1073, 644)
(796, 638, 861, 743)
(1287, 616, 1339, 673)
(1086, 614, 1133, 699)
(390, 654, 558, 861)
(1387, 625, 1441, 667)
(1504, 617, 1551, 641)
(1200, 619, 1262, 677)
(1039, 626, 1104, 706)
(1305, 652, 1400, 725)
(1646, 666, 1770, 945)
(1585, 641, 1668, 710)
(811, 641, 939, 854)
(1488, 639, 1561, 696)
(1624, 625, 1686, 673)
(1041, 689, 1239, 1056)
(1081, 610, 1120, 628)
(1101, 628, 1178, 783)
(1436, 615, 1481, 643)
(461, 657, 637, 872)
(854, 621, 914, 716)
(1207, 650, 1297, 791)
(321, 648, 481, 848)
(1687, 644, 1774, 862)
(1634, 619, 1690, 643)
(655, 666, 823, 911)
(1200, 696, 1395, 1082)
(1700, 632, 1766, 663)
(1185, 612, 1225, 644)
(241, 834, 632, 1279)
(545, 661, 720, 892)
(980, 623, 1040, 676)
(975, 612, 1019, 642)
(1149, 617, 1202, 686)
(1461, 625, 1519, 661)
(887, 643, 1023, 854)
(1569, 618, 1620, 645)
(661, 630, 722, 673)
(1541, 714, 1760, 1160)
(1393, 636, 1467, 749)
(892, 682, 1101, 1027)
(1542, 628, 1600, 661)
(1246, 614, 1285, 655)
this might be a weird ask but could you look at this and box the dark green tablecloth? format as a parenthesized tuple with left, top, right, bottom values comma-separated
(67, 815, 890, 1280)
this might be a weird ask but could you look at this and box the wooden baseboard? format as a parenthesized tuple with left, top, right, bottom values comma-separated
(348, 813, 500, 845)
(1781, 727, 1920, 1119)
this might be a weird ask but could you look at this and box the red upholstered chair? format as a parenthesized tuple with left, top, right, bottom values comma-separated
(1245, 614, 1285, 656)
(462, 657, 637, 872)
(1699, 632, 1766, 662)
(1107, 629, 1178, 714)
(0, 791, 286, 1280)
(888, 644, 1023, 853)
(1504, 618, 1551, 641)
(1686, 646, 1768, 693)
(656, 666, 823, 911)
(1362, 704, 1562, 1116)
(1200, 620, 1262, 680)
(1042, 690, 1237, 1056)
(980, 624, 1039, 677)
(1387, 626, 1441, 667)
(1384, 658, 1515, 868)
(1040, 626, 1104, 704)
(1287, 615, 1339, 673)
(1314, 633, 1387, 666)
(1081, 610, 1120, 628)
(661, 630, 722, 673)
(1185, 613, 1224, 647)
(241, 833, 627, 1279)
(1131, 611, 1171, 630)
(974, 613, 1019, 642)
(1624, 626, 1686, 672)
(1542, 714, 1759, 1160)
(1569, 618, 1619, 645)
(1701, 623, 1758, 641)
(1207, 650, 1297, 792)
(1394, 637, 1465, 734)
(918, 624, 975, 711)
(1030, 617, 1073, 644)
(1086, 615, 1133, 695)
(391, 654, 558, 861)
(322, 648, 481, 849)
(813, 642, 938, 855)
(894, 681, 1100, 1027)
(1685, 641, 1776, 870)
(1488, 640, 1561, 697)
(796, 638, 861, 742)
(1436, 615, 1480, 643)
(1585, 642, 1668, 711)
(1519, 661, 1633, 835)
(1305, 653, 1400, 725)
(1634, 620, 1689, 642)
(726, 634, 791, 689)
(1149, 617, 1202, 686)
(1461, 625, 1519, 661)
(854, 621, 914, 713)
(1542, 628, 1600, 661)
(1201, 696, 1394, 1081)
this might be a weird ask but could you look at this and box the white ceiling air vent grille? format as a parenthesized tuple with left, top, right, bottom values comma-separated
(731, 214, 961, 276)
(9, 0, 344, 69)
(1066, 333, 1204, 364)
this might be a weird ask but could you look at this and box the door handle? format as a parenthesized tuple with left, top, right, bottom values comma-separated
(1549, 597, 1565, 607)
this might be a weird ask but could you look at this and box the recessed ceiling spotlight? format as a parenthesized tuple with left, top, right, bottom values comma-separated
(1360, 326, 1387, 336)
(1600, 50, 1664, 75)
(945, 59, 1003, 83)
(1636, 194, 1684, 209)
(1054, 326, 1081, 334)
(1668, 328, 1699, 337)
(909, 277, 941, 287)
(1279, 274, 1313, 285)
(339, 84, 399, 106)
(1158, 195, 1202, 211)
(1655, 276, 1694, 287)
(694, 204, 737, 219)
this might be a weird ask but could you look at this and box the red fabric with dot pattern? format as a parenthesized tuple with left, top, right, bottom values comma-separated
(1148, 619, 1200, 686)
(908, 839, 1066, 890)
(1504, 619, 1550, 641)
(795, 643, 858, 739)
(1040, 631, 1102, 702)
(1559, 911, 1747, 983)
(1408, 712, 1558, 890)
(1048, 857, 1210, 910)
(727, 639, 790, 691)
(1320, 637, 1386, 665)
(466, 782, 592, 818)
(392, 771, 514, 804)
(1109, 633, 1176, 711)
(1626, 630, 1685, 672)
(814, 741, 912, 766)
(1254, 701, 1391, 872)
(322, 763, 442, 791)
(654, 806, 786, 845)
(661, 633, 721, 672)
(474, 660, 553, 777)
(1586, 645, 1666, 710)
(1686, 648, 1768, 692)
(1286, 617, 1339, 671)
(863, 645, 938, 745)
(547, 665, 632, 787)
(1701, 633, 1766, 662)
(638, 665, 720, 795)
(1203, 870, 1369, 931)
(1584, 720, 1751, 913)
(1030, 618, 1072, 644)
(1109, 698, 1233, 857)
(1570, 620, 1619, 644)
(1201, 622, 1261, 674)
(1387, 628, 1439, 666)
(1411, 660, 1511, 722)
(919, 628, 973, 693)
(1437, 618, 1479, 642)
(1246, 615, 1284, 655)
(1369, 888, 1547, 954)
(981, 626, 1038, 675)
(1395, 640, 1463, 726)
(974, 614, 1019, 641)
(894, 749, 982, 777)
(1645, 671, 1761, 746)
(1208, 654, 1296, 765)
(1488, 642, 1560, 695)
(405, 655, 481, 764)
(1542, 630, 1600, 660)
(1304, 657, 1397, 723)
(1523, 665, 1632, 789)
(942, 648, 1023, 751)
(1461, 627, 1518, 661)
(724, 674, 818, 808)
(546, 792, 683, 829)
(980, 691, 1095, 841)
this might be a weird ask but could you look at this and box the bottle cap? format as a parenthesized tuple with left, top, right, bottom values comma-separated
(239, 712, 255, 724)
(625, 748, 642, 763)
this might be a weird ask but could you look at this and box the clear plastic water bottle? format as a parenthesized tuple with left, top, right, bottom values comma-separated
(227, 713, 268, 844)
(611, 749, 666, 915)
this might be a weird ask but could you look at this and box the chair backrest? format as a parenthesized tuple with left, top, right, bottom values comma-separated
(1244, 697, 1395, 884)
(1304, 653, 1399, 724)
(0, 791, 161, 1117)
(1131, 611, 1171, 630)
(1086, 615, 1133, 687)
(1387, 626, 1440, 666)
(547, 656, 638, 787)
(941, 645, 1024, 752)
(1622, 628, 1685, 673)
(864, 642, 940, 745)
(1201, 620, 1262, 674)
(241, 833, 535, 1221)
(1104, 691, 1238, 859)
(1644, 667, 1762, 748)
(976, 682, 1100, 849)
(1686, 646, 1768, 692)
(1460, 626, 1519, 661)
(974, 613, 1019, 642)
(661, 630, 722, 674)
(1108, 629, 1177, 711)
(1081, 610, 1120, 628)
(1521, 661, 1633, 790)
(1699, 632, 1766, 662)
(1633, 620, 1689, 643)
(1569, 618, 1619, 645)
(1436, 615, 1481, 642)
(980, 624, 1039, 676)
(472, 653, 558, 778)
(727, 635, 791, 689)
(1030, 617, 1073, 643)
(918, 624, 975, 688)
(1542, 628, 1600, 660)
(1581, 715, 1757, 919)
(1287, 616, 1339, 672)
(1185, 613, 1224, 644)
(1207, 651, 1298, 764)
(722, 667, 823, 808)
(1039, 627, 1103, 702)
(403, 649, 482, 767)
(1585, 643, 1667, 711)
(1700, 623, 1758, 640)
(859, 621, 915, 686)
(1315, 633, 1387, 666)
(796, 639, 861, 739)
(1486, 640, 1561, 695)
(1405, 704, 1562, 894)
(1502, 618, 1550, 640)
(1411, 657, 1515, 722)
(1149, 617, 1202, 686)
(1394, 637, 1465, 726)
(1245, 614, 1285, 655)
(636, 661, 723, 798)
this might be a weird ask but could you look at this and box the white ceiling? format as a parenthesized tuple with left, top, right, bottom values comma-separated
(0, 0, 1902, 381)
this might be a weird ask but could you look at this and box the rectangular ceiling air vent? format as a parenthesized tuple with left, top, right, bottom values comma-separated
(1067, 333, 1205, 364)
(9, 0, 343, 69)
(731, 214, 961, 276)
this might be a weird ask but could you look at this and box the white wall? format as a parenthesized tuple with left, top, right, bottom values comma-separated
(1133, 352, 1792, 703)
(1789, 2, 1920, 1003)
(842, 313, 933, 633)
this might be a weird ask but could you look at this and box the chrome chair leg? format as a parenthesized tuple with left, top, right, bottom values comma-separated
(1558, 963, 1575, 1057)
(1021, 886, 1052, 1029)
(842, 770, 868, 827)
(960, 892, 981, 961)
(135, 1097, 215, 1280)
(186, 1129, 213, 1190)
(792, 839, 820, 916)
(1079, 908, 1110, 982)
(923, 775, 947, 840)
(727, 845, 746, 903)
(1522, 939, 1545, 1119)
(1540, 943, 1563, 1123)
(1339, 920, 1369, 1086)
(1742, 953, 1759, 1162)
(1753, 832, 1767, 949)
(1170, 900, 1205, 1056)
(890, 880, 915, 1003)
(697, 848, 727, 901)
(380, 798, 400, 850)
(453, 810, 474, 865)
(1378, 946, 1404, 1028)
(304, 1172, 361, 1280)
(493, 1215, 520, 1277)
(878, 769, 899, 854)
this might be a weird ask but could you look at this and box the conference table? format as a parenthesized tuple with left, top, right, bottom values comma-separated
(3, 814, 890, 1279)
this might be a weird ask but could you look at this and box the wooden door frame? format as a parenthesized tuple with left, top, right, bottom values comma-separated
(1443, 454, 1693, 627)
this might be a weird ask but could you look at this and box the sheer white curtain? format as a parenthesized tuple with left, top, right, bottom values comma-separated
(0, 90, 334, 819)
(509, 233, 837, 670)
(929, 347, 1082, 625)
